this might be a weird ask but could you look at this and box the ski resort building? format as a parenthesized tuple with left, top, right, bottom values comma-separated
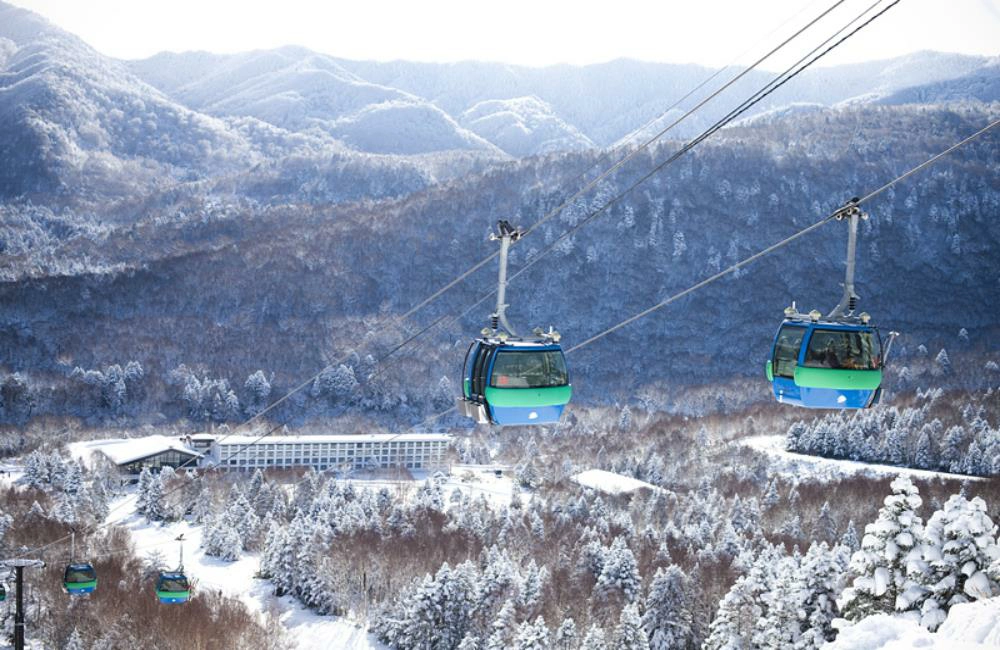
(203, 433, 451, 471)
(93, 435, 203, 475)
(85, 432, 451, 474)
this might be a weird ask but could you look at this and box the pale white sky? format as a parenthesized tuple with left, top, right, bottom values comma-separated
(9, 0, 1000, 68)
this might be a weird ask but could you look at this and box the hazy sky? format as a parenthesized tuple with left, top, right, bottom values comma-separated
(9, 0, 1000, 68)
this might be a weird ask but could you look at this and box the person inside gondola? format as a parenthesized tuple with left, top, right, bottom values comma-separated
(159, 575, 189, 592)
(822, 343, 842, 369)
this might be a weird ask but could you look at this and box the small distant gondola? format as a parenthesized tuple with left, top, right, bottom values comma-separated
(155, 571, 190, 604)
(157, 534, 191, 604)
(63, 562, 97, 595)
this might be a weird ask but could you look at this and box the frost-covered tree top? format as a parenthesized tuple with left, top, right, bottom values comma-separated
(840, 477, 926, 622)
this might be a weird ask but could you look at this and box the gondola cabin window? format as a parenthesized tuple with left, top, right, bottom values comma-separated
(773, 325, 805, 378)
(804, 328, 881, 370)
(490, 350, 568, 389)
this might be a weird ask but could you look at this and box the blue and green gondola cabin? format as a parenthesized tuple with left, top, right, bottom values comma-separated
(461, 339, 572, 425)
(766, 318, 883, 409)
(64, 563, 97, 595)
(156, 571, 190, 604)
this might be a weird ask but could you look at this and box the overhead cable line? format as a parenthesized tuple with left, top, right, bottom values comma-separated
(564, 116, 1000, 355)
(395, 0, 850, 326)
(389, 0, 897, 363)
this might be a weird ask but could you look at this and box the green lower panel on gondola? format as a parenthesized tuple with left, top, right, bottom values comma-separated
(793, 366, 882, 390)
(483, 384, 572, 408)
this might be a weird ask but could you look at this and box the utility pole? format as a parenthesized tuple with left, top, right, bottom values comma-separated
(2, 559, 45, 650)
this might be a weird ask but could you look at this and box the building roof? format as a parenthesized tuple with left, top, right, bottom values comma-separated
(95, 435, 202, 466)
(212, 433, 452, 446)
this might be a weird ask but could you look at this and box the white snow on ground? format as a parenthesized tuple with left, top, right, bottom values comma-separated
(826, 597, 1000, 649)
(937, 597, 1000, 645)
(444, 467, 521, 507)
(106, 493, 388, 650)
(742, 435, 986, 483)
(572, 469, 662, 495)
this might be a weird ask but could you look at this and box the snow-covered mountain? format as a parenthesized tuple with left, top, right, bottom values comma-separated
(0, 3, 328, 201)
(129, 48, 999, 158)
(129, 48, 502, 157)
(459, 96, 594, 157)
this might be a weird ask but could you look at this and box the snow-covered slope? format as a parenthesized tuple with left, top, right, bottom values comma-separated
(0, 1, 262, 199)
(741, 435, 987, 483)
(129, 48, 501, 156)
(327, 99, 502, 156)
(572, 469, 662, 495)
(460, 96, 595, 156)
(127, 46, 999, 158)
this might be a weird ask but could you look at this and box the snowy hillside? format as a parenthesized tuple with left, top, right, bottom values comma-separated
(460, 96, 594, 157)
(0, 2, 260, 199)
(129, 48, 503, 156)
(128, 48, 1000, 156)
(328, 100, 502, 156)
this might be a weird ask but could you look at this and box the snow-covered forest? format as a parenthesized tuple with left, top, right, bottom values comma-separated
(5, 390, 999, 648)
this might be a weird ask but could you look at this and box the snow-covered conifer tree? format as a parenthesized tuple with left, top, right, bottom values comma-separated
(514, 616, 550, 650)
(838, 477, 925, 622)
(135, 467, 153, 516)
(614, 603, 650, 650)
(579, 625, 608, 650)
(593, 536, 641, 603)
(642, 565, 693, 650)
(554, 618, 576, 649)
(915, 493, 1000, 630)
(813, 501, 837, 544)
(484, 598, 517, 650)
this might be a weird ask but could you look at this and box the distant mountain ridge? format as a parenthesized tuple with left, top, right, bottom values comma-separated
(1, 0, 997, 207)
(129, 47, 997, 156)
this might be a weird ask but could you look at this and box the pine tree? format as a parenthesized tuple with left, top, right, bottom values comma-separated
(841, 520, 860, 553)
(518, 560, 547, 616)
(796, 542, 850, 649)
(704, 545, 776, 650)
(579, 625, 608, 650)
(614, 603, 650, 650)
(762, 479, 780, 511)
(934, 348, 952, 375)
(915, 494, 1000, 630)
(618, 405, 632, 432)
(554, 618, 577, 649)
(485, 598, 517, 650)
(593, 537, 641, 603)
(839, 477, 926, 622)
(914, 429, 935, 470)
(143, 472, 168, 522)
(135, 467, 153, 516)
(514, 616, 550, 650)
(642, 565, 693, 650)
(812, 501, 837, 544)
(752, 554, 804, 649)
(244, 370, 272, 416)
